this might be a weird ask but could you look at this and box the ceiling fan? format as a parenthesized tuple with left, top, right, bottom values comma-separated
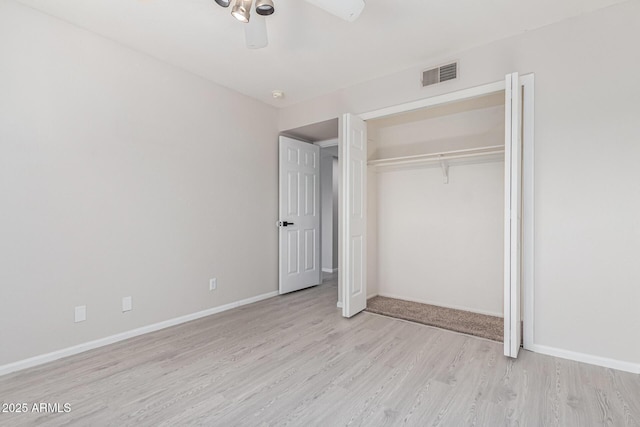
(213, 0, 366, 49)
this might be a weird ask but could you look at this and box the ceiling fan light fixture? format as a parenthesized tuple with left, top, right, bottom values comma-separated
(255, 0, 274, 16)
(231, 0, 252, 23)
(214, 0, 231, 7)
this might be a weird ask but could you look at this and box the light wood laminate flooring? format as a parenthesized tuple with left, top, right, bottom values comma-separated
(1, 276, 639, 426)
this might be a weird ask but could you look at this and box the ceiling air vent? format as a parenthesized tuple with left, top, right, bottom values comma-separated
(422, 61, 458, 87)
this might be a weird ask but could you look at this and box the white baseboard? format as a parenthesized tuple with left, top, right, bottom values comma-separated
(322, 268, 338, 273)
(376, 292, 503, 318)
(0, 290, 279, 377)
(528, 344, 640, 374)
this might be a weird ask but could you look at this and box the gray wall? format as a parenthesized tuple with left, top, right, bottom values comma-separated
(320, 147, 338, 271)
(332, 157, 339, 269)
(0, 1, 278, 366)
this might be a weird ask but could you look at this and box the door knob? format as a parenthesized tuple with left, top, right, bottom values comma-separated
(278, 221, 295, 227)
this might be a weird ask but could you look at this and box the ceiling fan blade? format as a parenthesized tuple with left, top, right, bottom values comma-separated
(244, 15, 268, 49)
(304, 0, 365, 22)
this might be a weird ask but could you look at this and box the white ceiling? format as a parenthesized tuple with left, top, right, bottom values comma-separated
(17, 0, 626, 107)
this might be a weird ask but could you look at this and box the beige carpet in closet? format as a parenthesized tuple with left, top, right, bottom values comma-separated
(366, 296, 503, 342)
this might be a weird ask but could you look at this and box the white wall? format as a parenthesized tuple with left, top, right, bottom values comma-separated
(371, 101, 505, 316)
(376, 161, 505, 316)
(369, 104, 504, 160)
(281, 2, 640, 367)
(366, 167, 379, 300)
(0, 1, 278, 366)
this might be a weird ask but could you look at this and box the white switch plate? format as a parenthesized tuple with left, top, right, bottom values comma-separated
(122, 296, 132, 312)
(75, 305, 86, 323)
(209, 278, 217, 291)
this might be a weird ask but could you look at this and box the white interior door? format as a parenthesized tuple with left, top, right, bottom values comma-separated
(504, 72, 522, 358)
(279, 136, 321, 294)
(340, 113, 367, 317)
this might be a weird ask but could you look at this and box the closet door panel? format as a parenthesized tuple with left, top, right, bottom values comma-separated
(341, 113, 367, 318)
(504, 72, 522, 358)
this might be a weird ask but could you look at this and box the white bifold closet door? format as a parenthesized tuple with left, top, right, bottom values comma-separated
(278, 136, 321, 295)
(504, 72, 522, 358)
(340, 113, 367, 318)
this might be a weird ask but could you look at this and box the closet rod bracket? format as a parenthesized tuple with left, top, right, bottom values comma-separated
(439, 156, 449, 184)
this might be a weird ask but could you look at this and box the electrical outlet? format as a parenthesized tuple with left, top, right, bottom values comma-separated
(122, 296, 132, 312)
(209, 278, 217, 291)
(74, 305, 86, 323)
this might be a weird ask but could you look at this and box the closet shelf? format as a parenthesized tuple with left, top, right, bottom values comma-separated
(367, 145, 505, 169)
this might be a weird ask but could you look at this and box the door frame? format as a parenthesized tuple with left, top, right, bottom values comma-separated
(341, 75, 535, 351)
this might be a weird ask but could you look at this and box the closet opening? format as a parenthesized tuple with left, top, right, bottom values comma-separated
(365, 91, 507, 342)
(340, 74, 533, 357)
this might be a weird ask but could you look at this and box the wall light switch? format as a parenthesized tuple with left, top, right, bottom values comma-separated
(209, 278, 217, 291)
(75, 305, 86, 323)
(122, 296, 132, 312)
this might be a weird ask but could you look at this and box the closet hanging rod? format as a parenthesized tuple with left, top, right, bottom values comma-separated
(367, 145, 505, 168)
